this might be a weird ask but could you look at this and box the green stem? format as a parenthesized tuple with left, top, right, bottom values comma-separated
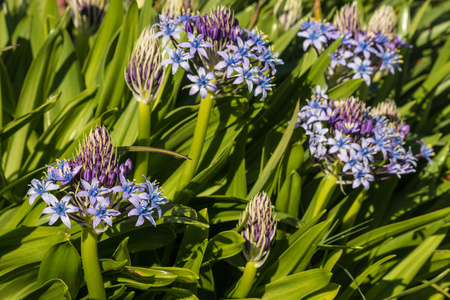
(81, 226, 106, 300)
(341, 188, 368, 231)
(229, 261, 258, 298)
(175, 92, 214, 199)
(312, 167, 339, 218)
(134, 101, 151, 178)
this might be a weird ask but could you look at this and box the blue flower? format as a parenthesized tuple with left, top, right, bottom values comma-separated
(187, 67, 217, 98)
(347, 57, 373, 86)
(327, 130, 351, 154)
(349, 32, 378, 60)
(418, 140, 434, 165)
(329, 48, 353, 68)
(111, 174, 143, 200)
(233, 60, 258, 91)
(85, 197, 120, 228)
(306, 122, 329, 146)
(153, 15, 184, 46)
(378, 47, 403, 74)
(178, 33, 213, 58)
(47, 159, 82, 185)
(352, 167, 374, 190)
(354, 137, 376, 164)
(244, 28, 269, 52)
(257, 46, 283, 75)
(254, 74, 274, 100)
(160, 47, 193, 74)
(42, 196, 79, 228)
(227, 37, 254, 58)
(128, 197, 157, 227)
(174, 8, 198, 25)
(297, 26, 328, 51)
(338, 148, 363, 173)
(27, 179, 59, 205)
(215, 51, 242, 78)
(77, 178, 112, 206)
(137, 175, 168, 218)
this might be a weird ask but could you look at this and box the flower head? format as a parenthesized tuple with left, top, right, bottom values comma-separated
(152, 7, 283, 100)
(298, 89, 430, 190)
(125, 26, 164, 104)
(333, 3, 360, 34)
(239, 193, 277, 268)
(274, 0, 302, 31)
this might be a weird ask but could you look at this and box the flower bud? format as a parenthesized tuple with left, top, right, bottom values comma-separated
(239, 192, 277, 268)
(274, 0, 302, 31)
(334, 3, 360, 34)
(125, 26, 164, 104)
(67, 0, 107, 35)
(368, 5, 396, 34)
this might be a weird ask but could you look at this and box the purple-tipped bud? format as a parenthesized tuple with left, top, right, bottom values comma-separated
(119, 164, 127, 177)
(334, 3, 360, 34)
(238, 192, 277, 268)
(67, 0, 108, 35)
(125, 158, 133, 174)
(98, 173, 107, 187)
(83, 168, 92, 182)
(125, 26, 164, 104)
(107, 172, 116, 186)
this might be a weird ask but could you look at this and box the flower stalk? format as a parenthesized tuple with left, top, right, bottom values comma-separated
(134, 101, 152, 178)
(229, 260, 258, 298)
(176, 89, 214, 198)
(81, 225, 106, 300)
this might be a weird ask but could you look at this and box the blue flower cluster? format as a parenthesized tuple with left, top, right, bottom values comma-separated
(27, 127, 168, 230)
(296, 4, 406, 86)
(297, 87, 434, 190)
(153, 8, 283, 100)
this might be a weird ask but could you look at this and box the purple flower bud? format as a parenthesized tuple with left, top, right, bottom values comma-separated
(107, 172, 116, 186)
(83, 168, 92, 182)
(125, 158, 133, 174)
(238, 192, 277, 268)
(67, 0, 107, 35)
(98, 173, 107, 187)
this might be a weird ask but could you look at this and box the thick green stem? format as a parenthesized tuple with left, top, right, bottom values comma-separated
(176, 92, 214, 197)
(134, 101, 151, 178)
(81, 226, 106, 300)
(229, 261, 258, 298)
(312, 167, 339, 218)
(341, 188, 368, 231)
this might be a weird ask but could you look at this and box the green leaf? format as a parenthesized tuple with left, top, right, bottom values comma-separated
(248, 101, 300, 199)
(384, 269, 450, 300)
(0, 92, 60, 139)
(83, 0, 123, 87)
(112, 237, 131, 267)
(37, 242, 81, 299)
(0, 263, 40, 299)
(203, 231, 245, 263)
(303, 283, 341, 300)
(101, 259, 128, 274)
(307, 37, 343, 85)
(328, 79, 364, 99)
(258, 220, 331, 284)
(0, 227, 68, 274)
(250, 269, 332, 300)
(408, 0, 431, 38)
(337, 255, 396, 300)
(347, 206, 450, 249)
(365, 227, 448, 299)
(22, 278, 71, 300)
(94, 1, 138, 116)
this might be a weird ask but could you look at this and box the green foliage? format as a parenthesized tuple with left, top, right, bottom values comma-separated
(0, 0, 448, 298)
